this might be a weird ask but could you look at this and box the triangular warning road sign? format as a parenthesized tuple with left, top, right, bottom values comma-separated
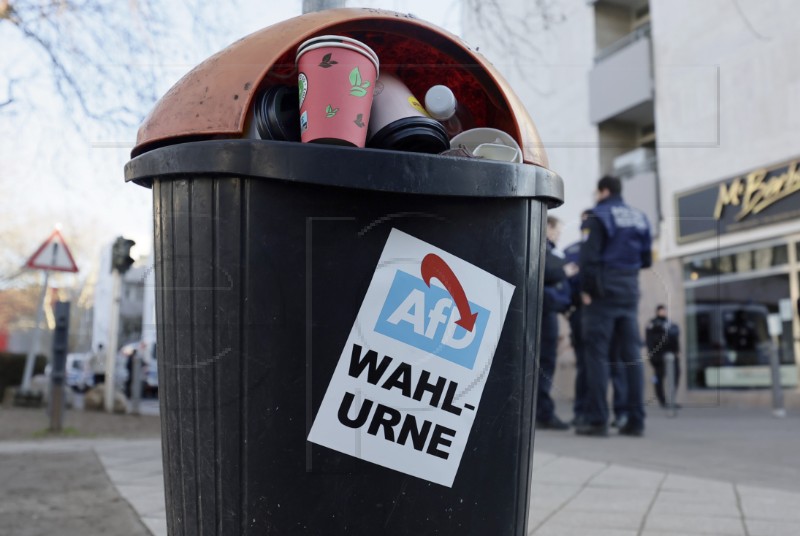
(25, 230, 79, 273)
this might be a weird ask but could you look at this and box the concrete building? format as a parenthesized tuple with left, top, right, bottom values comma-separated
(91, 242, 152, 354)
(463, 0, 800, 408)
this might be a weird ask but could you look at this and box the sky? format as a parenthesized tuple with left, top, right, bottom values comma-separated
(0, 0, 460, 288)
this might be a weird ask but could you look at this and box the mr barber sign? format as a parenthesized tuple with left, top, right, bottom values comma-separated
(675, 159, 800, 243)
(308, 229, 514, 487)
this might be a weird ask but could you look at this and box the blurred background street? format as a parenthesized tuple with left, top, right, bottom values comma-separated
(2, 0, 800, 534)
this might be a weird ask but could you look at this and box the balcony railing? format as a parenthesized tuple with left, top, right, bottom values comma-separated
(595, 21, 651, 63)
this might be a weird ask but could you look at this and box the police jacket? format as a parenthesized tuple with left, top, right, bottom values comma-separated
(645, 316, 680, 362)
(563, 241, 582, 308)
(543, 240, 571, 314)
(579, 195, 652, 304)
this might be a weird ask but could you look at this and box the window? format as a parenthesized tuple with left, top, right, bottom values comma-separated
(683, 239, 798, 389)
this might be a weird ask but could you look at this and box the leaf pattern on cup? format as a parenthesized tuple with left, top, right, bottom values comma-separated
(319, 53, 338, 69)
(325, 104, 339, 118)
(354, 114, 365, 128)
(349, 67, 371, 97)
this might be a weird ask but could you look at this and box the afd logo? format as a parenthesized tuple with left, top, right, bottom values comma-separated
(374, 264, 490, 370)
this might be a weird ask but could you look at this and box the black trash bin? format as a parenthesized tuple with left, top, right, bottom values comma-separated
(125, 9, 563, 536)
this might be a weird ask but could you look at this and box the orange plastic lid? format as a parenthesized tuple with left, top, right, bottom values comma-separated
(132, 8, 548, 168)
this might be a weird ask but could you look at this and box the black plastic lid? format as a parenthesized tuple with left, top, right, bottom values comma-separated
(255, 85, 301, 142)
(367, 117, 449, 154)
(125, 139, 565, 207)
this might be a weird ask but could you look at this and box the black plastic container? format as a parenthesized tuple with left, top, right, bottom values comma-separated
(125, 140, 563, 536)
(254, 85, 301, 141)
(367, 116, 449, 154)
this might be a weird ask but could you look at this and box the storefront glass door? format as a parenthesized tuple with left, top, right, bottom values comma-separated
(683, 240, 799, 389)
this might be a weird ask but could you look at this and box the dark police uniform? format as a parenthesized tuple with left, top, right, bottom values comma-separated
(580, 195, 652, 430)
(563, 241, 587, 422)
(645, 314, 680, 407)
(537, 239, 570, 426)
(565, 241, 628, 425)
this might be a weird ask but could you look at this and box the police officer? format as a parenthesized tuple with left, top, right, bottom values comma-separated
(645, 305, 681, 408)
(536, 216, 574, 430)
(565, 213, 628, 428)
(576, 176, 652, 437)
(563, 212, 588, 426)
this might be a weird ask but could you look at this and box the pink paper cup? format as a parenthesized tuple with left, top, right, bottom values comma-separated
(296, 35, 380, 67)
(296, 39, 379, 147)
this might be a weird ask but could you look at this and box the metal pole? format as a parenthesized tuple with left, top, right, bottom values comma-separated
(49, 301, 70, 432)
(21, 270, 50, 392)
(769, 335, 786, 418)
(302, 0, 345, 14)
(664, 352, 677, 418)
(766, 313, 786, 418)
(130, 350, 142, 415)
(104, 270, 122, 412)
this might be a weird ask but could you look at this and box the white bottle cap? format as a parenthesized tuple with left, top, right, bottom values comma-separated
(424, 85, 457, 121)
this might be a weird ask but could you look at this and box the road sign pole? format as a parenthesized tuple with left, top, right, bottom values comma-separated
(665, 352, 677, 418)
(49, 301, 71, 432)
(20, 270, 50, 393)
(104, 270, 122, 412)
(769, 335, 786, 418)
(766, 313, 786, 418)
(131, 350, 142, 415)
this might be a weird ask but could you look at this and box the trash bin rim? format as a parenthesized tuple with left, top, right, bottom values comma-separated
(124, 139, 563, 206)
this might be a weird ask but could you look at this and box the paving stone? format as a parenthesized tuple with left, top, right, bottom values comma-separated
(531, 456, 607, 485)
(566, 487, 656, 513)
(589, 465, 664, 489)
(650, 493, 741, 518)
(531, 521, 638, 536)
(746, 518, 800, 536)
(643, 513, 745, 535)
(544, 509, 643, 530)
(529, 483, 582, 510)
(662, 474, 735, 493)
(737, 485, 800, 521)
(141, 515, 168, 536)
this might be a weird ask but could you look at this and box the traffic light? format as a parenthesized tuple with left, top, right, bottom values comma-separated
(111, 237, 136, 274)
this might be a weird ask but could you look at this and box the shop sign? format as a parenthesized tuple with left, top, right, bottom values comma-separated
(675, 159, 800, 243)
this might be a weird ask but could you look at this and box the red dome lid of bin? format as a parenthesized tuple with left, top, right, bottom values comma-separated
(132, 8, 549, 169)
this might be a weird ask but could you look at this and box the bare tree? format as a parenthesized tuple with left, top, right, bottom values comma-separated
(303, 0, 345, 13)
(0, 0, 241, 129)
(463, 0, 565, 78)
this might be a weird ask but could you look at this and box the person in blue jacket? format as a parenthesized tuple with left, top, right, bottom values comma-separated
(536, 216, 575, 430)
(564, 211, 628, 429)
(576, 176, 652, 437)
(563, 215, 588, 426)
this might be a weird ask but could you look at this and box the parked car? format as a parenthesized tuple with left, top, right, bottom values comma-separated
(67, 352, 94, 392)
(117, 341, 158, 398)
(44, 352, 94, 392)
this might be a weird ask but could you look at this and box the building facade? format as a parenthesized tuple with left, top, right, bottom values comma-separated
(462, 0, 800, 407)
(91, 242, 151, 354)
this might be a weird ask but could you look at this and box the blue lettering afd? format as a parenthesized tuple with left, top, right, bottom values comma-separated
(374, 270, 489, 369)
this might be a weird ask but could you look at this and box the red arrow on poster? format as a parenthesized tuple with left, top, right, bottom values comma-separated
(420, 253, 478, 332)
(25, 229, 79, 273)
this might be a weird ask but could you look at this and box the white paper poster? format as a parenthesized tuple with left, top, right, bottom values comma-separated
(308, 229, 515, 487)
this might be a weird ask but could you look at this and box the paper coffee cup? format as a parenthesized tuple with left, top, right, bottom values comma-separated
(296, 37, 379, 147)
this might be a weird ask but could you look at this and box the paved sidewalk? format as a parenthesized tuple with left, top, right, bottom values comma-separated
(3, 435, 797, 536)
(528, 451, 799, 535)
(0, 439, 166, 536)
(1, 404, 798, 535)
(95, 440, 166, 536)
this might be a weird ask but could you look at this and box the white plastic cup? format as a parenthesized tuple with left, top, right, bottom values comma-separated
(450, 128, 523, 163)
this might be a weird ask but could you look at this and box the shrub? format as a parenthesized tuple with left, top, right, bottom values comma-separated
(0, 352, 48, 399)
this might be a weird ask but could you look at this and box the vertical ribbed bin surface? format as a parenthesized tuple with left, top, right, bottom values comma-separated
(134, 140, 563, 536)
(155, 177, 247, 534)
